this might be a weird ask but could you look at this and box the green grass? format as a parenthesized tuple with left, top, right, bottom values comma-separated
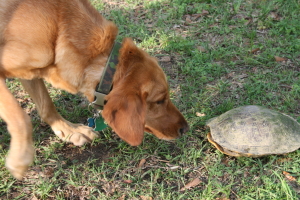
(1, 0, 300, 199)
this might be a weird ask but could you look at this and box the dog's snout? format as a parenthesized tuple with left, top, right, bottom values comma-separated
(179, 122, 189, 135)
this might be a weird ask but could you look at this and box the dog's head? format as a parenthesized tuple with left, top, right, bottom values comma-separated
(102, 38, 188, 146)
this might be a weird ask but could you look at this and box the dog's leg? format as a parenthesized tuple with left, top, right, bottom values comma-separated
(0, 78, 34, 180)
(20, 79, 98, 146)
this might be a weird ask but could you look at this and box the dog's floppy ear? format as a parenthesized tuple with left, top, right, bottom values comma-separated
(112, 38, 145, 83)
(102, 88, 147, 146)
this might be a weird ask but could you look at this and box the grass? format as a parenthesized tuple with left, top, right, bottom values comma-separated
(1, 0, 300, 199)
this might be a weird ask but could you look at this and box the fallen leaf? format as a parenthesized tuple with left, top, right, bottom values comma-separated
(231, 56, 239, 61)
(140, 196, 153, 200)
(276, 158, 292, 164)
(42, 167, 54, 178)
(227, 72, 235, 78)
(269, 11, 281, 21)
(185, 15, 192, 23)
(195, 126, 206, 132)
(251, 48, 260, 53)
(196, 112, 206, 117)
(146, 24, 153, 28)
(280, 84, 292, 89)
(244, 170, 250, 178)
(252, 67, 258, 73)
(40, 122, 47, 127)
(232, 13, 247, 20)
(191, 13, 202, 19)
(237, 74, 248, 79)
(232, 81, 243, 88)
(123, 180, 133, 184)
(138, 158, 146, 168)
(213, 61, 223, 65)
(274, 56, 287, 62)
(229, 25, 238, 29)
(29, 196, 39, 200)
(283, 171, 296, 182)
(209, 23, 219, 28)
(22, 187, 31, 195)
(180, 177, 202, 191)
(201, 10, 209, 16)
(244, 17, 253, 25)
(169, 166, 180, 170)
(197, 46, 206, 52)
(118, 194, 126, 200)
(102, 183, 116, 195)
(159, 56, 171, 62)
(221, 157, 230, 167)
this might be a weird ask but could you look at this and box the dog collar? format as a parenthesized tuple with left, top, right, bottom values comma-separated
(93, 42, 121, 108)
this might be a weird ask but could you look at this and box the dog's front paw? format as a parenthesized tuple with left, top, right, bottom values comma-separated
(6, 144, 34, 180)
(52, 120, 98, 146)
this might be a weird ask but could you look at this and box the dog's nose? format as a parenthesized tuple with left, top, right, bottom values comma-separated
(179, 122, 189, 135)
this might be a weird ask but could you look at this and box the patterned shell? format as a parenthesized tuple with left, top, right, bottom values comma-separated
(206, 105, 300, 157)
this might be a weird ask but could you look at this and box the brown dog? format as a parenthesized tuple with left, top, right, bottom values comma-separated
(0, 0, 188, 179)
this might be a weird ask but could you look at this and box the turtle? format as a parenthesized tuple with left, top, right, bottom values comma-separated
(206, 105, 300, 157)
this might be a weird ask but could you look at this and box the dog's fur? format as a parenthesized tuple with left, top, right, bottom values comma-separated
(0, 0, 188, 179)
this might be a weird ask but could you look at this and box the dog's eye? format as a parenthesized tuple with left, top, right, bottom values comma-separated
(156, 100, 165, 104)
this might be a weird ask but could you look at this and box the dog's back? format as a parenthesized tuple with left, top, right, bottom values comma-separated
(0, 0, 17, 40)
(0, 1, 19, 49)
(0, 0, 58, 78)
(0, 0, 116, 80)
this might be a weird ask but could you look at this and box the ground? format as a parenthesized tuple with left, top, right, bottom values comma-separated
(1, 0, 300, 199)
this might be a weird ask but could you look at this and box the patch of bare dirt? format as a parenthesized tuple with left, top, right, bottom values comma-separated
(55, 143, 111, 165)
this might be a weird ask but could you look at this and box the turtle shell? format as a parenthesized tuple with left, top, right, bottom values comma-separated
(206, 105, 300, 157)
